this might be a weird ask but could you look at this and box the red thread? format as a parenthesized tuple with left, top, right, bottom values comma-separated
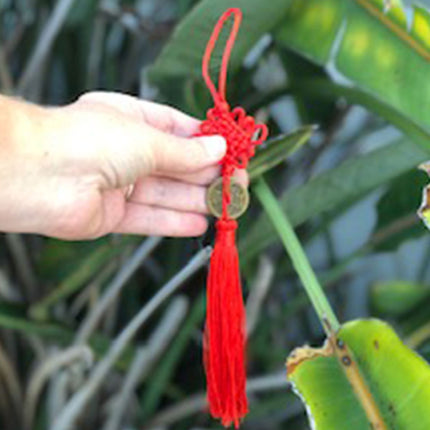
(198, 8, 268, 428)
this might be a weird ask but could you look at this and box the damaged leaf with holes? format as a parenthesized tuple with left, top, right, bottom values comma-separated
(287, 319, 430, 430)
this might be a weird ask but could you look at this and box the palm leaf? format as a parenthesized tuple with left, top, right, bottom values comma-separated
(277, 0, 430, 131)
(288, 319, 430, 429)
(149, 0, 292, 81)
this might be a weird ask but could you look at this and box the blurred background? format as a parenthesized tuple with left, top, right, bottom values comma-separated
(1, 0, 430, 429)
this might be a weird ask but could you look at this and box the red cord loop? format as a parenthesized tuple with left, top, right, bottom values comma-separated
(202, 8, 242, 104)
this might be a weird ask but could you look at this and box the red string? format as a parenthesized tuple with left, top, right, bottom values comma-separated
(198, 8, 268, 428)
(202, 8, 242, 104)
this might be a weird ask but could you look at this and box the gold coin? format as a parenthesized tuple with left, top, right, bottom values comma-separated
(206, 177, 249, 219)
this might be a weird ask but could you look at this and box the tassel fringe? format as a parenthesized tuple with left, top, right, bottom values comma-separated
(204, 219, 247, 428)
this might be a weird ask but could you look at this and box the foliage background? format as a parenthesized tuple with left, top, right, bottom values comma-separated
(1, 0, 430, 429)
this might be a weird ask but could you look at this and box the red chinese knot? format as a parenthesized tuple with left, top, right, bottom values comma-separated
(198, 8, 268, 428)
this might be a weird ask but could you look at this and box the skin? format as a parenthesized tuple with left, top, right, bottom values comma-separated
(0, 91, 248, 240)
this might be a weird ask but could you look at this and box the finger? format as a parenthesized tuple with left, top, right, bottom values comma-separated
(78, 92, 201, 136)
(153, 165, 221, 185)
(153, 166, 249, 187)
(148, 128, 226, 174)
(83, 114, 226, 185)
(114, 203, 208, 237)
(139, 100, 201, 136)
(234, 169, 249, 187)
(129, 177, 208, 214)
(77, 92, 246, 179)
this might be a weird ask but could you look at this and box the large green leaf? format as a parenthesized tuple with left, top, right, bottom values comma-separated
(291, 79, 430, 153)
(277, 0, 430, 130)
(149, 0, 291, 81)
(241, 140, 427, 262)
(288, 319, 430, 430)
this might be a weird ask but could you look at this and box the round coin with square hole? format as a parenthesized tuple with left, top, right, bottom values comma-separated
(206, 177, 249, 219)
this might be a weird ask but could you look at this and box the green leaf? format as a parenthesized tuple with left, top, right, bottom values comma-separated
(254, 178, 340, 331)
(373, 170, 427, 251)
(370, 281, 430, 316)
(277, 0, 430, 131)
(241, 140, 427, 262)
(248, 125, 315, 181)
(288, 318, 430, 430)
(149, 0, 292, 82)
(291, 79, 430, 153)
(277, 0, 345, 64)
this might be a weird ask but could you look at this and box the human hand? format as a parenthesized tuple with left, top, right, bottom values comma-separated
(0, 92, 247, 239)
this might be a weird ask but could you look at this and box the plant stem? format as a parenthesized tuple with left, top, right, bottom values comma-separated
(253, 178, 340, 333)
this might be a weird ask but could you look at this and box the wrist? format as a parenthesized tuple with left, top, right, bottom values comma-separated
(0, 95, 53, 155)
(0, 95, 56, 233)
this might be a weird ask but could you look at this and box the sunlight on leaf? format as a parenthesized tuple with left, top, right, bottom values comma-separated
(277, 0, 430, 130)
(288, 319, 430, 430)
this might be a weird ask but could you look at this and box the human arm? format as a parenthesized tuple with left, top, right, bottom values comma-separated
(0, 92, 240, 239)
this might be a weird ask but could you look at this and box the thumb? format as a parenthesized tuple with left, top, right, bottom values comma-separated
(149, 128, 227, 173)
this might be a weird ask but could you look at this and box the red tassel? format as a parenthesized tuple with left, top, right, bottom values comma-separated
(204, 219, 247, 428)
(197, 8, 268, 427)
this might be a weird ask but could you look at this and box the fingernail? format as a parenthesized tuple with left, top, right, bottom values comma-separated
(200, 136, 226, 161)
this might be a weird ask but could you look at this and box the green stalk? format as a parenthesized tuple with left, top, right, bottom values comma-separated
(253, 178, 340, 333)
